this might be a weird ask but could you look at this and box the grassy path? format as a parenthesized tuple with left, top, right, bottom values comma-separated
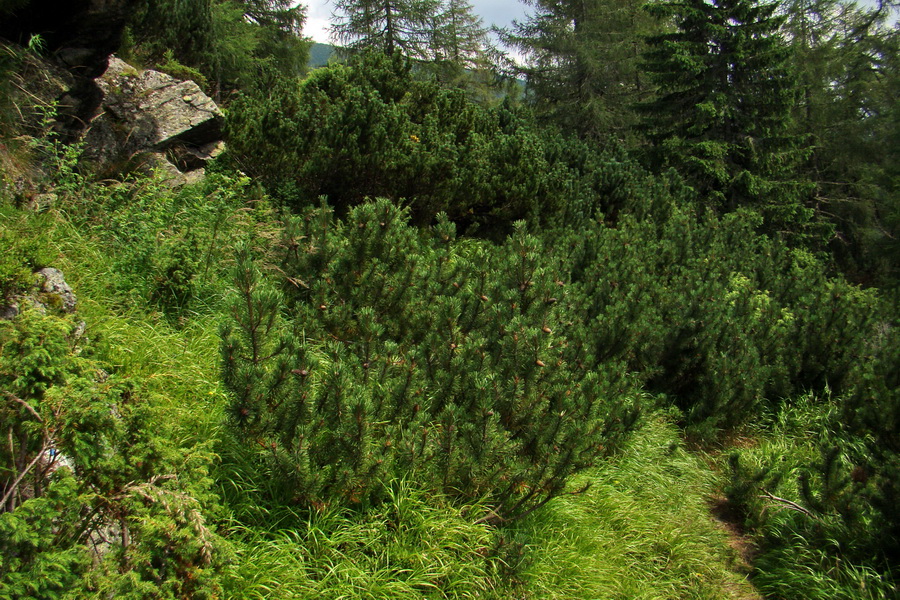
(505, 414, 765, 600)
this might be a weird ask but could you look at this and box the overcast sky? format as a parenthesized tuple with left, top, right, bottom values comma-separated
(301, 0, 893, 46)
(301, 0, 530, 45)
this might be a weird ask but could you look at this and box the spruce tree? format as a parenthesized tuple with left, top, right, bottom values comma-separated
(638, 0, 812, 236)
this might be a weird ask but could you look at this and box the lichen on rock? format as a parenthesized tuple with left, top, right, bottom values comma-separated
(83, 57, 225, 184)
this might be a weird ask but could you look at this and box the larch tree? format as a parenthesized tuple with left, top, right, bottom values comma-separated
(428, 0, 490, 67)
(500, 0, 658, 142)
(781, 0, 900, 279)
(330, 0, 441, 59)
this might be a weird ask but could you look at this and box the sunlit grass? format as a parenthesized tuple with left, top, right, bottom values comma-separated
(221, 481, 499, 600)
(216, 414, 760, 600)
(33, 205, 228, 446)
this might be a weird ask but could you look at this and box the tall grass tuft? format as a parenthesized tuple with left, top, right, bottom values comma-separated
(220, 480, 499, 599)
(726, 394, 899, 600)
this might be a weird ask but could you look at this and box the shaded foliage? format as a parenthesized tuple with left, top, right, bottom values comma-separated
(638, 0, 815, 239)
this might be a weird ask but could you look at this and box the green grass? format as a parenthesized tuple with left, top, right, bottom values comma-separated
(220, 481, 499, 599)
(214, 412, 762, 600)
(724, 395, 898, 600)
(2, 179, 763, 600)
(505, 413, 758, 600)
(216, 415, 760, 600)
(38, 209, 228, 445)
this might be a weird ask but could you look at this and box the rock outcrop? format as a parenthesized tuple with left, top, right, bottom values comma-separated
(0, 0, 131, 135)
(2, 2, 225, 186)
(83, 57, 225, 184)
(0, 267, 77, 321)
(36, 267, 77, 313)
(3, 50, 225, 196)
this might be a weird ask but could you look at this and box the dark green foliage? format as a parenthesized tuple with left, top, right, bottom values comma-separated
(782, 0, 900, 286)
(0, 215, 53, 299)
(129, 0, 214, 68)
(126, 0, 310, 95)
(226, 52, 668, 230)
(227, 53, 544, 226)
(207, 0, 311, 93)
(638, 0, 813, 238)
(560, 201, 880, 431)
(501, 0, 658, 142)
(722, 284, 899, 590)
(842, 315, 900, 561)
(5, 2, 900, 594)
(221, 199, 641, 520)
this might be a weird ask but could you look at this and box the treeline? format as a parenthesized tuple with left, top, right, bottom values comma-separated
(109, 0, 899, 289)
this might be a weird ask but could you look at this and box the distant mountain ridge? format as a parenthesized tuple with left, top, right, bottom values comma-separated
(309, 42, 337, 68)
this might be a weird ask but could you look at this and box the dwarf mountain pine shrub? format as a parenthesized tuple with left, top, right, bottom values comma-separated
(221, 199, 640, 520)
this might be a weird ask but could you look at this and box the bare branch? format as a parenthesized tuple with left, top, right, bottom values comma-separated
(0, 438, 49, 511)
(759, 490, 818, 519)
(5, 392, 43, 423)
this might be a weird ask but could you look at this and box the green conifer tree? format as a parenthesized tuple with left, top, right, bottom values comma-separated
(331, 0, 441, 59)
(782, 0, 900, 280)
(129, 0, 214, 66)
(128, 0, 310, 94)
(501, 0, 658, 142)
(638, 0, 813, 236)
(428, 0, 491, 68)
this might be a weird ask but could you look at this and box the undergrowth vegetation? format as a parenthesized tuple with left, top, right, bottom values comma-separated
(0, 168, 767, 597)
(1, 24, 898, 600)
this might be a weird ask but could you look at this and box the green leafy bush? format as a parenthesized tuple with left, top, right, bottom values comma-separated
(59, 170, 266, 316)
